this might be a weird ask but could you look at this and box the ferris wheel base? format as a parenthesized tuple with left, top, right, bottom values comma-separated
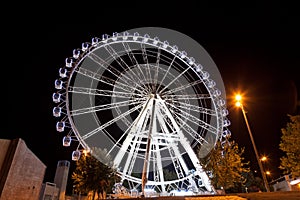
(113, 167, 216, 197)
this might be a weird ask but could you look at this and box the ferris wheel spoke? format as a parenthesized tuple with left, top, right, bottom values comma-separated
(157, 104, 208, 147)
(69, 86, 145, 99)
(106, 120, 136, 156)
(88, 52, 138, 87)
(121, 42, 151, 92)
(158, 67, 190, 94)
(81, 103, 144, 140)
(104, 44, 146, 86)
(170, 105, 217, 133)
(76, 67, 139, 93)
(161, 80, 203, 96)
(165, 100, 217, 116)
(153, 48, 161, 91)
(173, 115, 210, 146)
(156, 98, 207, 145)
(141, 43, 153, 87)
(70, 98, 146, 116)
(168, 104, 218, 134)
(164, 93, 211, 100)
(159, 95, 216, 133)
(156, 55, 176, 92)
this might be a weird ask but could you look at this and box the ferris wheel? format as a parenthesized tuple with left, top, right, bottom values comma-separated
(52, 27, 231, 195)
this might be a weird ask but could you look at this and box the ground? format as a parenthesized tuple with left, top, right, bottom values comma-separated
(110, 191, 300, 200)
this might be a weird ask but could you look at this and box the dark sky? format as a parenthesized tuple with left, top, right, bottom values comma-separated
(2, 3, 300, 189)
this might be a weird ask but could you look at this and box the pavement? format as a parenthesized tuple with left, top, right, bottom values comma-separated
(112, 191, 300, 200)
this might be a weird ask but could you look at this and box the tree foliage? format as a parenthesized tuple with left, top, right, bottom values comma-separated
(199, 138, 250, 191)
(279, 114, 300, 178)
(242, 171, 265, 192)
(71, 148, 121, 200)
(163, 168, 177, 181)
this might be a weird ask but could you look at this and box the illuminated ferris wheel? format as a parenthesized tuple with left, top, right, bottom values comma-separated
(52, 27, 231, 195)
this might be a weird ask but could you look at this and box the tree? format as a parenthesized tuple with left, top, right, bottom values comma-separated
(72, 148, 121, 200)
(242, 171, 264, 192)
(279, 114, 300, 178)
(198, 138, 250, 192)
(163, 168, 177, 181)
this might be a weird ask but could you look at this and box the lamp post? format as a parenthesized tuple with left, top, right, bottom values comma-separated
(235, 94, 270, 192)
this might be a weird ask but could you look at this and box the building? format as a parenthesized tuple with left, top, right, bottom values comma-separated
(54, 160, 70, 200)
(39, 160, 70, 200)
(39, 182, 59, 200)
(0, 138, 46, 200)
(270, 174, 300, 192)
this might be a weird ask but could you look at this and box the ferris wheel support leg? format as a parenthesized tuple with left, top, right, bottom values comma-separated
(141, 96, 156, 197)
(150, 112, 166, 193)
(114, 98, 152, 167)
(121, 134, 142, 181)
(154, 142, 166, 193)
(157, 95, 215, 193)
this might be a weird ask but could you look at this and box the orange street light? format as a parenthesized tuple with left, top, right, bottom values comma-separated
(235, 94, 242, 102)
(235, 101, 242, 107)
(261, 156, 267, 162)
(235, 94, 270, 192)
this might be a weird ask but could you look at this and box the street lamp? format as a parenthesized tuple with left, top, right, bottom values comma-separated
(260, 156, 269, 175)
(261, 156, 267, 162)
(261, 156, 272, 184)
(235, 94, 270, 192)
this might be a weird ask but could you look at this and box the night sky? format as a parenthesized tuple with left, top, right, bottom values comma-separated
(2, 3, 300, 190)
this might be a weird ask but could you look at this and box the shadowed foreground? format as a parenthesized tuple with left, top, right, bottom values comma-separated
(110, 191, 300, 200)
(236, 191, 300, 200)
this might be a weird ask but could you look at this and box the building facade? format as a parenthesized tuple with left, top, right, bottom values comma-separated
(54, 160, 70, 200)
(0, 138, 46, 200)
(271, 174, 300, 192)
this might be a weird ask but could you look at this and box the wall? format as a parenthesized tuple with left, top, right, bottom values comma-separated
(0, 138, 46, 200)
